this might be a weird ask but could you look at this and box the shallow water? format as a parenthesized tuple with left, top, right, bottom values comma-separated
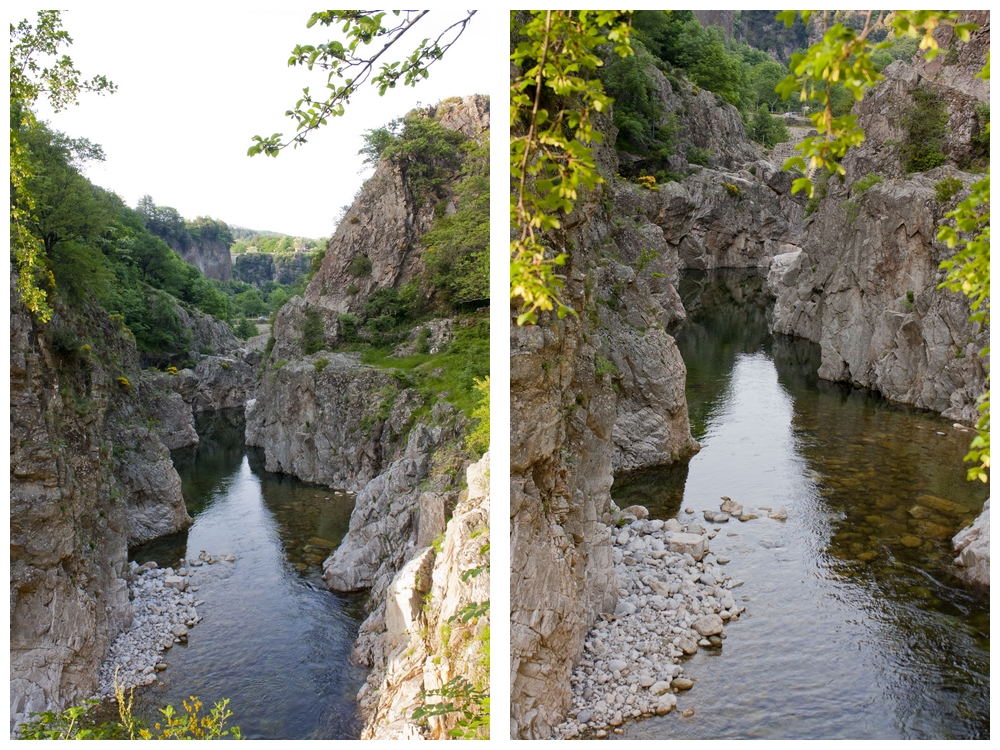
(613, 271, 989, 740)
(128, 410, 365, 739)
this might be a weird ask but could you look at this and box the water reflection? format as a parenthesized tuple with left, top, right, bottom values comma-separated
(129, 410, 364, 739)
(616, 270, 989, 740)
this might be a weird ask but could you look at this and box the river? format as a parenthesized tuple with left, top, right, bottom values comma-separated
(612, 270, 989, 740)
(128, 410, 366, 739)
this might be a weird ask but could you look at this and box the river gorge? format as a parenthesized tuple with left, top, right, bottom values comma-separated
(609, 271, 989, 739)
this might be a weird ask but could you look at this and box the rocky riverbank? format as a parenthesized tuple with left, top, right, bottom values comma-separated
(94, 553, 233, 698)
(549, 506, 748, 739)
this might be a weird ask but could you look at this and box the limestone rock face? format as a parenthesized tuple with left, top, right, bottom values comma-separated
(769, 168, 988, 423)
(953, 500, 989, 587)
(139, 371, 199, 450)
(165, 235, 231, 281)
(359, 454, 491, 740)
(10, 295, 189, 732)
(646, 66, 761, 170)
(245, 352, 421, 492)
(845, 15, 990, 183)
(176, 356, 255, 413)
(637, 159, 805, 271)
(510, 120, 697, 738)
(175, 305, 242, 364)
(269, 96, 490, 362)
(770, 25, 989, 422)
(322, 424, 435, 595)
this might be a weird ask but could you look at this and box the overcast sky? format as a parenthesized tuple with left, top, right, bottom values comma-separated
(18, 5, 494, 239)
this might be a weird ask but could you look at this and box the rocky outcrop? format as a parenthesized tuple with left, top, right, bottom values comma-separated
(646, 66, 761, 171)
(166, 236, 231, 281)
(356, 454, 491, 740)
(637, 159, 804, 270)
(245, 352, 425, 492)
(10, 294, 190, 732)
(511, 117, 698, 737)
(269, 95, 489, 361)
(175, 305, 242, 363)
(769, 19, 990, 423)
(953, 499, 989, 587)
(769, 168, 987, 423)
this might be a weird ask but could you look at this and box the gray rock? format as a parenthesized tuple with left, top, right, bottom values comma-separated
(953, 499, 990, 587)
(692, 614, 724, 637)
(668, 533, 709, 561)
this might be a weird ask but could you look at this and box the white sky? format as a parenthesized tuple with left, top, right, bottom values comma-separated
(17, 5, 494, 239)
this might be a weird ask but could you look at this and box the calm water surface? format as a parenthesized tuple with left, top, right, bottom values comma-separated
(613, 271, 989, 740)
(129, 410, 365, 739)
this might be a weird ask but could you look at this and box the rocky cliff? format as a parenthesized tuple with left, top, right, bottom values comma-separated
(510, 110, 705, 735)
(10, 290, 191, 731)
(247, 95, 490, 738)
(353, 454, 490, 740)
(269, 94, 489, 361)
(768, 21, 990, 424)
(165, 235, 232, 282)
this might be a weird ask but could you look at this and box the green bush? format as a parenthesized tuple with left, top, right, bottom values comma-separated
(314, 357, 330, 372)
(746, 105, 790, 148)
(232, 317, 258, 339)
(852, 172, 884, 196)
(935, 175, 964, 203)
(687, 147, 712, 167)
(347, 255, 372, 277)
(901, 86, 947, 173)
(301, 308, 325, 355)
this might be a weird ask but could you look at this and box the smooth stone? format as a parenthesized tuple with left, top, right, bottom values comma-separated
(692, 614, 724, 637)
(576, 710, 593, 724)
(769, 507, 788, 520)
(678, 638, 698, 655)
(608, 659, 628, 672)
(649, 681, 672, 696)
(900, 535, 924, 548)
(672, 677, 694, 690)
(615, 601, 637, 616)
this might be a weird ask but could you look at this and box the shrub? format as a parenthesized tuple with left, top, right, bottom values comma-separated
(595, 354, 618, 378)
(852, 172, 884, 196)
(934, 176, 964, 203)
(232, 317, 258, 339)
(687, 147, 712, 167)
(465, 376, 490, 457)
(347, 255, 372, 277)
(301, 308, 326, 355)
(314, 357, 329, 373)
(722, 182, 740, 197)
(901, 86, 947, 173)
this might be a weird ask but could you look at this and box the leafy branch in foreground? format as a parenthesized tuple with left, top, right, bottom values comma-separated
(510, 11, 634, 325)
(249, 10, 475, 157)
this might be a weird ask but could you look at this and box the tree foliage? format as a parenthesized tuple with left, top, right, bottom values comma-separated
(249, 10, 475, 156)
(10, 10, 116, 321)
(510, 10, 634, 325)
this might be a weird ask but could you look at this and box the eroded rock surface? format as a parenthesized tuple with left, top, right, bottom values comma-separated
(10, 295, 189, 732)
(358, 454, 491, 740)
(953, 499, 989, 587)
(769, 31, 989, 423)
(246, 352, 422, 491)
(511, 121, 698, 738)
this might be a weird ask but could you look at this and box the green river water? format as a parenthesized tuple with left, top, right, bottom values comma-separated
(129, 410, 365, 739)
(612, 270, 989, 740)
